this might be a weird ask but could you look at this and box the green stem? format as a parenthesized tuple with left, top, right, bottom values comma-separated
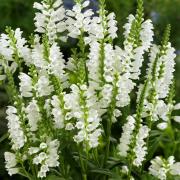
(78, 148, 87, 180)
(0, 133, 8, 143)
(103, 74, 119, 168)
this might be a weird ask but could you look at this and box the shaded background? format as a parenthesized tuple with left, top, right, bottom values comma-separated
(0, 0, 179, 179)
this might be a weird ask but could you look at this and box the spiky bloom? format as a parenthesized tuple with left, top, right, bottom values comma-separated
(31, 35, 47, 69)
(133, 125, 150, 166)
(87, 41, 101, 89)
(107, 12, 118, 39)
(25, 99, 41, 131)
(51, 95, 65, 129)
(4, 152, 19, 176)
(149, 156, 180, 180)
(32, 139, 60, 178)
(66, 0, 93, 39)
(34, 0, 66, 42)
(0, 33, 13, 60)
(155, 44, 176, 98)
(6, 106, 26, 150)
(36, 75, 54, 97)
(117, 116, 136, 157)
(64, 84, 102, 149)
(49, 43, 66, 81)
(19, 73, 33, 97)
(13, 28, 31, 62)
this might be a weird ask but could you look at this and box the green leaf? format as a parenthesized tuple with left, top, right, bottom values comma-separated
(140, 173, 158, 180)
(46, 174, 65, 180)
(90, 168, 113, 176)
(0, 133, 8, 143)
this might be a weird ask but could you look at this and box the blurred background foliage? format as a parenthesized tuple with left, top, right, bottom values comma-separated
(0, 0, 179, 179)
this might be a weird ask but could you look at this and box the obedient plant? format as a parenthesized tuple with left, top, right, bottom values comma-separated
(0, 0, 179, 179)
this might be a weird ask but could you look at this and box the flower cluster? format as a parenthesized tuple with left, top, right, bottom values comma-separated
(64, 84, 102, 148)
(30, 139, 60, 178)
(149, 156, 180, 180)
(4, 152, 19, 176)
(34, 0, 66, 42)
(6, 106, 26, 150)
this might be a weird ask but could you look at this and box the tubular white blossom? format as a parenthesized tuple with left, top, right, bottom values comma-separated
(34, 0, 66, 42)
(87, 16, 104, 42)
(19, 73, 33, 97)
(123, 14, 135, 38)
(51, 95, 65, 129)
(36, 75, 54, 97)
(149, 156, 180, 180)
(155, 44, 176, 98)
(133, 125, 150, 166)
(32, 36, 48, 69)
(14, 28, 31, 63)
(32, 139, 60, 178)
(64, 84, 102, 149)
(66, 1, 93, 39)
(115, 73, 135, 108)
(4, 152, 19, 176)
(26, 99, 41, 131)
(0, 34, 13, 61)
(87, 41, 101, 89)
(103, 43, 114, 83)
(6, 106, 26, 150)
(49, 42, 67, 83)
(107, 12, 118, 39)
(117, 116, 135, 157)
(140, 19, 154, 50)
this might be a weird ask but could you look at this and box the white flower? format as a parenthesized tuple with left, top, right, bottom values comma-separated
(19, 73, 33, 97)
(149, 156, 168, 180)
(4, 152, 19, 176)
(170, 162, 180, 176)
(173, 116, 180, 123)
(0, 33, 13, 60)
(33, 139, 60, 178)
(133, 125, 150, 167)
(32, 36, 48, 69)
(49, 43, 66, 81)
(155, 45, 176, 98)
(107, 12, 118, 39)
(14, 28, 31, 63)
(51, 95, 64, 129)
(140, 19, 154, 50)
(87, 41, 101, 89)
(45, 139, 60, 167)
(100, 84, 113, 108)
(131, 47, 145, 79)
(123, 14, 135, 38)
(174, 103, 180, 110)
(116, 73, 135, 107)
(28, 147, 40, 155)
(117, 116, 135, 157)
(149, 156, 180, 180)
(26, 100, 41, 131)
(34, 0, 66, 42)
(157, 122, 168, 130)
(89, 129, 102, 148)
(65, 84, 102, 149)
(66, 1, 93, 38)
(6, 106, 26, 150)
(103, 43, 114, 83)
(36, 75, 54, 97)
(87, 16, 104, 41)
(65, 123, 74, 130)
